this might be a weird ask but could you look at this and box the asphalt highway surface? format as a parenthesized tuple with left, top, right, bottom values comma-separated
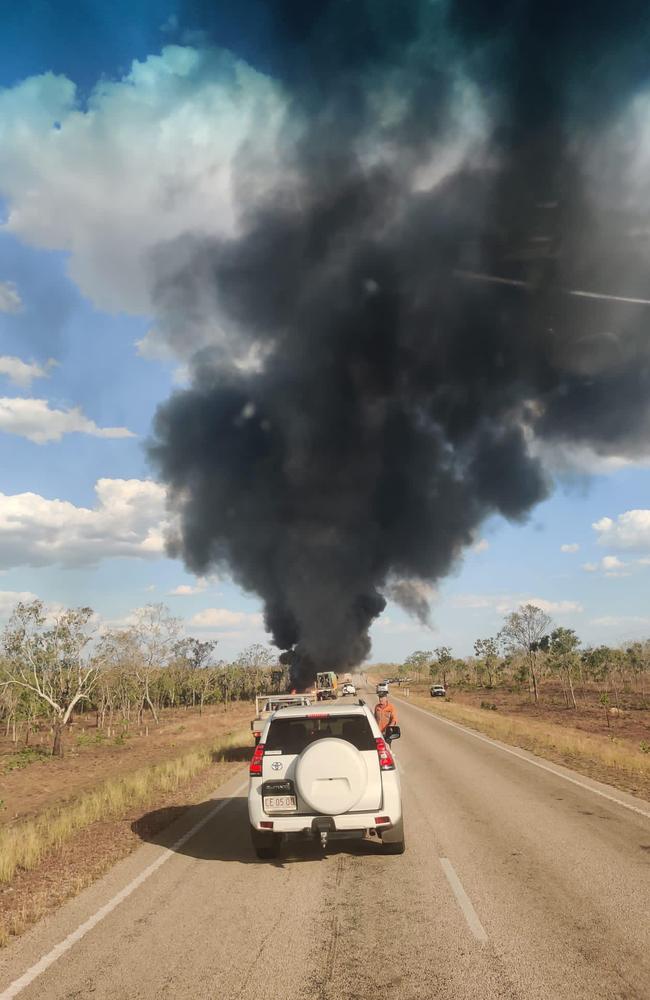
(1, 694, 649, 1000)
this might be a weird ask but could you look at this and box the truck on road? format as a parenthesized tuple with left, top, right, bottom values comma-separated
(315, 671, 338, 701)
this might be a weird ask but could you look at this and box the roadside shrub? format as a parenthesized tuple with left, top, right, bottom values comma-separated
(75, 732, 106, 747)
(3, 748, 50, 772)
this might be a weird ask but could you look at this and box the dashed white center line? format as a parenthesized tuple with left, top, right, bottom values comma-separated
(0, 779, 248, 1000)
(439, 858, 488, 943)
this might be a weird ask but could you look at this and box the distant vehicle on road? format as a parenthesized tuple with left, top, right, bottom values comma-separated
(376, 682, 389, 697)
(430, 684, 446, 697)
(251, 694, 312, 744)
(341, 682, 356, 695)
(316, 670, 338, 701)
(248, 702, 404, 859)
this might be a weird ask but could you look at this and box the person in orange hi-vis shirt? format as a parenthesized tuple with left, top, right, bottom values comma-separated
(374, 691, 398, 735)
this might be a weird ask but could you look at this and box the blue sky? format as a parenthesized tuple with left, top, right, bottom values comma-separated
(0, 1, 649, 663)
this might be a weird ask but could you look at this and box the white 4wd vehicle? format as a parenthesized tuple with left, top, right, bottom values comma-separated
(248, 703, 404, 859)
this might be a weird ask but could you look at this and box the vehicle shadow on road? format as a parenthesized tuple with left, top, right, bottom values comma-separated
(210, 745, 252, 763)
(132, 795, 391, 868)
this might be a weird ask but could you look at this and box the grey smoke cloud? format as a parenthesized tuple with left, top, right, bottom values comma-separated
(149, 1, 650, 686)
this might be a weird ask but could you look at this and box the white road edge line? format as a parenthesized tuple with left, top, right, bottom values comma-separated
(439, 858, 488, 942)
(0, 779, 249, 1000)
(398, 699, 650, 821)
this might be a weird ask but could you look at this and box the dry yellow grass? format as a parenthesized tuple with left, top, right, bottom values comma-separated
(406, 694, 650, 783)
(0, 729, 248, 886)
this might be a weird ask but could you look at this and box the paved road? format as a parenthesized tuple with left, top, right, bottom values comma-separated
(1, 695, 649, 1000)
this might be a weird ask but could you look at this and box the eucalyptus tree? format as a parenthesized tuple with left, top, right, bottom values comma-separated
(2, 600, 97, 756)
(500, 605, 552, 703)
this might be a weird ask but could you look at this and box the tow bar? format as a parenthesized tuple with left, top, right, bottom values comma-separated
(311, 816, 336, 849)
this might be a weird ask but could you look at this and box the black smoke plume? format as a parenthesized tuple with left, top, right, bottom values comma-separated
(150, 1, 650, 687)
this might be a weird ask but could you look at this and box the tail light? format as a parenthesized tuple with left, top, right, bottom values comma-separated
(250, 742, 265, 776)
(375, 737, 396, 770)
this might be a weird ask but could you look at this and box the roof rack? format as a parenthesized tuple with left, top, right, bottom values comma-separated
(358, 698, 366, 706)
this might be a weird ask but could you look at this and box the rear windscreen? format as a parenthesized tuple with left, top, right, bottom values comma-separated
(265, 698, 308, 711)
(265, 715, 376, 753)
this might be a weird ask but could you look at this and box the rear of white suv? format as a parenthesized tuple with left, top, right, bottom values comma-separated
(248, 703, 404, 859)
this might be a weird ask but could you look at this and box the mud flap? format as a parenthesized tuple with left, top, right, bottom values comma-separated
(379, 817, 404, 844)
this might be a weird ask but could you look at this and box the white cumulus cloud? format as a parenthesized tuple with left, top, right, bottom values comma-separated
(0, 397, 134, 443)
(0, 355, 56, 388)
(593, 510, 650, 550)
(560, 543, 579, 553)
(451, 593, 582, 615)
(0, 280, 22, 313)
(582, 555, 631, 577)
(0, 590, 39, 620)
(190, 607, 263, 629)
(169, 580, 208, 596)
(0, 46, 486, 369)
(0, 478, 170, 568)
(527, 437, 650, 474)
(0, 49, 288, 316)
(602, 555, 626, 572)
(589, 615, 650, 628)
(527, 598, 583, 614)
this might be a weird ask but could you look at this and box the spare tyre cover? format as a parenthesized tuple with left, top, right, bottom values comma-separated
(295, 738, 367, 815)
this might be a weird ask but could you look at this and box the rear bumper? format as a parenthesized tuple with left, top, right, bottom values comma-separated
(248, 775, 402, 835)
(249, 812, 400, 834)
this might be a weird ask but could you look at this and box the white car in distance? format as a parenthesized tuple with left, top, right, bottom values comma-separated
(248, 703, 404, 859)
(341, 682, 357, 696)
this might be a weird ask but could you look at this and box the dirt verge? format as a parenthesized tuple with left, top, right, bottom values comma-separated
(1, 702, 253, 827)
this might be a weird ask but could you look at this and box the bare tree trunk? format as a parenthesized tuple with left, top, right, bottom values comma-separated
(566, 669, 577, 709)
(144, 678, 159, 724)
(559, 674, 569, 708)
(529, 651, 539, 703)
(578, 659, 586, 698)
(52, 719, 64, 758)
